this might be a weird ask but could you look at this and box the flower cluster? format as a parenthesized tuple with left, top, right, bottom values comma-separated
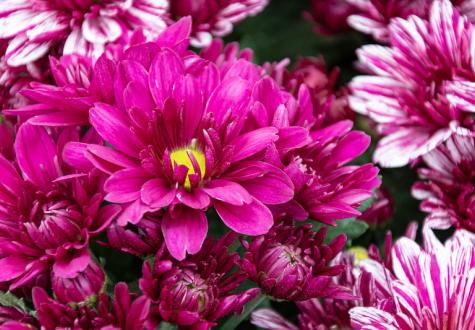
(2, 0, 474, 329)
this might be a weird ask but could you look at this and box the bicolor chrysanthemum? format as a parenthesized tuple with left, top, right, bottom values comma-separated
(350, 0, 475, 167)
(413, 134, 475, 232)
(0, 123, 119, 292)
(140, 233, 259, 330)
(350, 224, 475, 329)
(169, 0, 269, 47)
(0, 0, 169, 67)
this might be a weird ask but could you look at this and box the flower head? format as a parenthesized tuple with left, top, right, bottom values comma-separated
(357, 187, 394, 228)
(305, 0, 357, 35)
(0, 0, 168, 67)
(350, 0, 475, 167)
(350, 224, 475, 330)
(61, 18, 294, 260)
(241, 221, 351, 301)
(33, 282, 150, 330)
(0, 123, 119, 292)
(413, 134, 475, 232)
(169, 0, 269, 47)
(139, 233, 259, 330)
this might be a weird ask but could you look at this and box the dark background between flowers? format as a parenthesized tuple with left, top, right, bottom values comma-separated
(88, 1, 425, 329)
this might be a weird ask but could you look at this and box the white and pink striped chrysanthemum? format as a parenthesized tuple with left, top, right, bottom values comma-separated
(350, 224, 475, 330)
(350, 0, 475, 168)
(0, 0, 169, 67)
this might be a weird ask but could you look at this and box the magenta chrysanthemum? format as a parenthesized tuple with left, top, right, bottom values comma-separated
(241, 222, 352, 301)
(59, 19, 295, 260)
(305, 0, 357, 35)
(0, 123, 119, 292)
(169, 0, 269, 47)
(33, 282, 150, 329)
(350, 225, 475, 330)
(0, 0, 169, 66)
(350, 0, 475, 167)
(413, 134, 475, 232)
(140, 233, 259, 330)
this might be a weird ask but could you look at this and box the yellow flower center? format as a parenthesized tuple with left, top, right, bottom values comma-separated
(170, 147, 206, 190)
(347, 246, 369, 266)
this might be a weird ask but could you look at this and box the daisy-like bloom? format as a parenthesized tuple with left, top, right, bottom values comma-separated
(350, 224, 475, 329)
(241, 221, 352, 301)
(169, 0, 269, 47)
(0, 0, 169, 67)
(139, 233, 259, 330)
(305, 0, 357, 35)
(350, 0, 475, 168)
(33, 282, 150, 330)
(413, 134, 475, 232)
(64, 18, 294, 260)
(0, 123, 120, 292)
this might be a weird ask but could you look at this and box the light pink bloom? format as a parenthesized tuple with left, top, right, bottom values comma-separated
(350, 224, 475, 330)
(350, 0, 475, 167)
(413, 134, 475, 232)
(169, 0, 269, 47)
(0, 0, 169, 66)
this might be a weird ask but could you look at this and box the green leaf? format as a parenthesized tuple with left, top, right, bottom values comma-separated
(220, 294, 268, 330)
(0, 291, 28, 311)
(158, 322, 177, 330)
(313, 218, 369, 244)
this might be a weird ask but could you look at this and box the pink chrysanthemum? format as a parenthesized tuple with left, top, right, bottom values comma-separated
(0, 123, 119, 293)
(169, 0, 269, 47)
(413, 135, 475, 232)
(305, 0, 357, 35)
(241, 222, 352, 301)
(62, 18, 294, 260)
(0, 0, 169, 67)
(140, 233, 259, 330)
(357, 187, 394, 228)
(0, 303, 38, 330)
(33, 282, 150, 330)
(350, 0, 475, 167)
(350, 225, 475, 330)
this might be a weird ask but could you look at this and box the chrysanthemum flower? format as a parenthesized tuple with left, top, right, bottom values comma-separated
(241, 221, 352, 301)
(357, 187, 394, 228)
(0, 0, 169, 67)
(0, 123, 119, 292)
(0, 304, 38, 330)
(62, 18, 294, 260)
(169, 0, 269, 47)
(305, 0, 357, 35)
(413, 134, 475, 232)
(350, 0, 475, 167)
(139, 233, 259, 330)
(33, 282, 150, 329)
(350, 225, 475, 329)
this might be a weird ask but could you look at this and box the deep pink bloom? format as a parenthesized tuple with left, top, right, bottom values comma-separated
(62, 18, 294, 260)
(169, 0, 269, 47)
(413, 134, 475, 232)
(350, 224, 475, 330)
(0, 0, 168, 66)
(305, 0, 357, 35)
(33, 282, 150, 330)
(0, 123, 120, 292)
(350, 0, 475, 167)
(241, 221, 352, 301)
(139, 233, 259, 330)
(357, 187, 394, 227)
(106, 211, 164, 257)
(0, 300, 39, 330)
(51, 259, 105, 304)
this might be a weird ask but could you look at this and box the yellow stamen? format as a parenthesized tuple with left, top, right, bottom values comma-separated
(347, 246, 369, 266)
(170, 147, 206, 190)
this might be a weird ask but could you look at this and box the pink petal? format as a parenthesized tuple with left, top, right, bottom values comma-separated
(203, 179, 252, 206)
(0, 256, 29, 281)
(230, 127, 278, 162)
(162, 206, 208, 260)
(140, 178, 176, 209)
(104, 168, 150, 203)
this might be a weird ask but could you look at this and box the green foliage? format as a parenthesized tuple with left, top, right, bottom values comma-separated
(0, 291, 28, 312)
